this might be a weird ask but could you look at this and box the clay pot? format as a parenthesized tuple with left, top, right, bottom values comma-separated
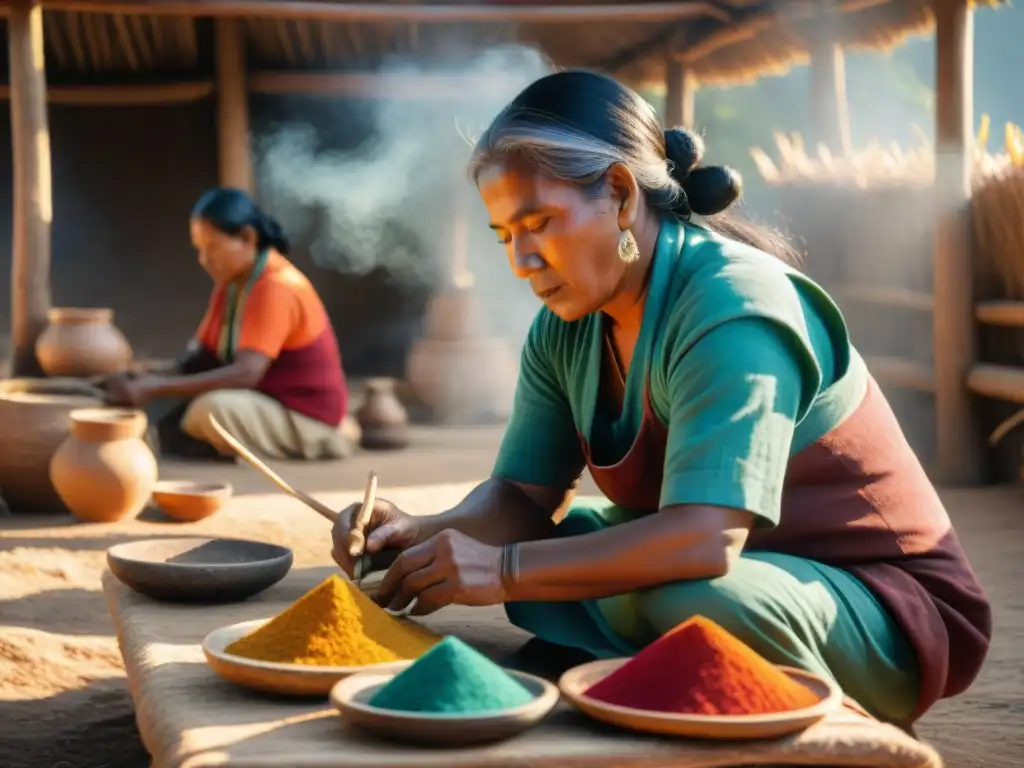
(406, 286, 519, 425)
(0, 378, 103, 513)
(356, 378, 410, 451)
(406, 337, 518, 424)
(50, 408, 158, 523)
(36, 307, 133, 377)
(151, 480, 233, 522)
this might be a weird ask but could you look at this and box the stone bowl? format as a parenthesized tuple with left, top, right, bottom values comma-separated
(151, 480, 233, 522)
(106, 537, 293, 603)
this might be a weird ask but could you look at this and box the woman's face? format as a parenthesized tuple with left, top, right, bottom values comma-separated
(190, 218, 257, 284)
(477, 160, 641, 322)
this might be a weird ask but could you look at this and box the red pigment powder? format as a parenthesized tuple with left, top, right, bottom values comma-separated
(584, 616, 821, 715)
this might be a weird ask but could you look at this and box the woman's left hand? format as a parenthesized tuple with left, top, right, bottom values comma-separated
(102, 373, 159, 407)
(375, 529, 507, 616)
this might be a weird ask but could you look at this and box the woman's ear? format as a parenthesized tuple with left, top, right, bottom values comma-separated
(606, 162, 641, 232)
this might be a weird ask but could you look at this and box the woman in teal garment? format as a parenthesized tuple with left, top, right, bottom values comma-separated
(331, 71, 990, 725)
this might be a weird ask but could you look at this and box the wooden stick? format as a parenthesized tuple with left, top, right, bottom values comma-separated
(0, 81, 214, 105)
(248, 71, 530, 100)
(207, 415, 339, 524)
(26, 2, 732, 24)
(347, 471, 378, 558)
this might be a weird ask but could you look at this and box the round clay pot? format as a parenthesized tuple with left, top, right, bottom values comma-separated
(0, 378, 103, 513)
(50, 408, 158, 523)
(36, 307, 133, 377)
(356, 378, 410, 451)
(406, 337, 518, 425)
(406, 286, 519, 425)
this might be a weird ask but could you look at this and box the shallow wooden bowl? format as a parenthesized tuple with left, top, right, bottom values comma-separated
(106, 537, 292, 603)
(559, 658, 842, 740)
(151, 480, 233, 522)
(203, 619, 413, 697)
(329, 666, 560, 745)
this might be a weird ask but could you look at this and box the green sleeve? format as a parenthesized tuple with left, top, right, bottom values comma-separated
(492, 313, 587, 489)
(659, 317, 809, 526)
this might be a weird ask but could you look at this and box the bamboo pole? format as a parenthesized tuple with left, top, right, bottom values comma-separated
(968, 364, 1024, 405)
(663, 58, 695, 128)
(808, 39, 852, 156)
(975, 301, 1024, 327)
(22, 2, 732, 24)
(7, 0, 52, 377)
(215, 19, 253, 192)
(865, 357, 936, 394)
(932, 0, 981, 486)
(248, 71, 531, 99)
(0, 81, 214, 105)
(832, 284, 934, 312)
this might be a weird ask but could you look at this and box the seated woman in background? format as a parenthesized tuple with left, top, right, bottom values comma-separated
(103, 187, 352, 461)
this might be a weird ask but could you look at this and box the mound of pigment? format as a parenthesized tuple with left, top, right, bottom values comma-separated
(584, 616, 821, 715)
(368, 636, 534, 714)
(225, 575, 439, 666)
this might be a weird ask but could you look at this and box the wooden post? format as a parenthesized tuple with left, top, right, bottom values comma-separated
(664, 58, 695, 128)
(215, 18, 253, 191)
(932, 0, 982, 486)
(8, 0, 52, 377)
(808, 27, 851, 154)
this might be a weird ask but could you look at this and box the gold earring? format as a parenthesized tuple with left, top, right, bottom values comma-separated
(618, 229, 640, 263)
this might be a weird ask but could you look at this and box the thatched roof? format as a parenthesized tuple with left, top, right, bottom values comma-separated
(0, 0, 1003, 89)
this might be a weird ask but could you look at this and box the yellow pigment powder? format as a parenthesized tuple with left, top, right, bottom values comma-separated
(225, 575, 440, 666)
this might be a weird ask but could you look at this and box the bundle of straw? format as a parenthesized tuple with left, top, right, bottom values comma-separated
(750, 117, 1021, 188)
(971, 116, 1024, 300)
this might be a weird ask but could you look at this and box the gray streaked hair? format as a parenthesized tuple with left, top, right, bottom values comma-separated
(467, 106, 687, 217)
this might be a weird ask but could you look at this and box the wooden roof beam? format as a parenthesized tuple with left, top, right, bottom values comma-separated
(10, 2, 732, 24)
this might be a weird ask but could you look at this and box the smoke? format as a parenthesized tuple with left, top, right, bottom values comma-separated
(254, 44, 552, 342)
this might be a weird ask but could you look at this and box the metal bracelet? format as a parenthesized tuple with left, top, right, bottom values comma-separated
(501, 542, 521, 591)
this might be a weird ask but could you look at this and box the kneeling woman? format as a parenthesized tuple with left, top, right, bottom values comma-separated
(330, 71, 991, 725)
(104, 187, 351, 460)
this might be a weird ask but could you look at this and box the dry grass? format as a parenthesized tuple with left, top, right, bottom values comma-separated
(750, 116, 1022, 188)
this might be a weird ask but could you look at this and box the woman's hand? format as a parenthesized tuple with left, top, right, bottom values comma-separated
(102, 374, 159, 407)
(331, 498, 422, 577)
(375, 529, 507, 616)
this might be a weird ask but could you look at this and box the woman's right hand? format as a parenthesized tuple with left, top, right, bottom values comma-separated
(331, 498, 422, 577)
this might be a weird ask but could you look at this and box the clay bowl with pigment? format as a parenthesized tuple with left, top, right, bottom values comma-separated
(203, 619, 414, 697)
(106, 537, 292, 603)
(151, 480, 233, 522)
(559, 658, 842, 740)
(329, 665, 560, 745)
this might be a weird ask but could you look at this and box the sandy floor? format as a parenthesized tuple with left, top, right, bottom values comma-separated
(0, 425, 1021, 768)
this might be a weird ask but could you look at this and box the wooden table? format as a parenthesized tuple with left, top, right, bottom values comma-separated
(103, 565, 942, 768)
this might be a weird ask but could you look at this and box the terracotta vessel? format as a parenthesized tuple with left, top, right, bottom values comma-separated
(356, 378, 410, 451)
(406, 287, 518, 424)
(151, 480, 233, 522)
(0, 378, 103, 513)
(36, 307, 133, 377)
(50, 408, 158, 523)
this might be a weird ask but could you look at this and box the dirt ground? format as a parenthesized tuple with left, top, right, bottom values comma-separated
(0, 424, 1021, 768)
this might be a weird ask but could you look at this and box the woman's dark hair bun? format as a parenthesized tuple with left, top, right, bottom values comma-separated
(260, 213, 291, 256)
(663, 127, 742, 217)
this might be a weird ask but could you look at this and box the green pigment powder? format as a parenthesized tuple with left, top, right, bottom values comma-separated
(368, 636, 534, 714)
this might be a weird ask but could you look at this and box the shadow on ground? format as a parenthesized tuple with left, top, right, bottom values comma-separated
(0, 678, 150, 768)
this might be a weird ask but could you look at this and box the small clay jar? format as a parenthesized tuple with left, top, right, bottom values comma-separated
(50, 408, 158, 523)
(356, 378, 410, 451)
(36, 307, 133, 377)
